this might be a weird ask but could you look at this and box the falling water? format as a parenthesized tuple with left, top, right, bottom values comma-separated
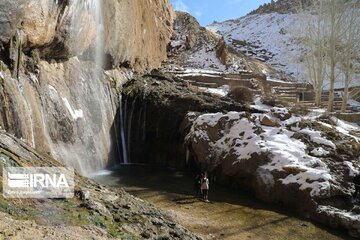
(142, 79, 148, 141)
(46, 0, 112, 175)
(15, 78, 36, 148)
(126, 96, 137, 163)
(119, 96, 129, 164)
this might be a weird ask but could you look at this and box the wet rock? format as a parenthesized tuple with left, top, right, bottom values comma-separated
(1, 0, 173, 69)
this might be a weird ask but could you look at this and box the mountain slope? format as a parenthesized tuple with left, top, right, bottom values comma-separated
(208, 8, 360, 89)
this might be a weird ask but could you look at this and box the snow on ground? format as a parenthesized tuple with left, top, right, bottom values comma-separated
(199, 85, 229, 97)
(186, 46, 226, 72)
(208, 12, 360, 88)
(250, 97, 273, 111)
(187, 111, 339, 197)
(335, 119, 360, 142)
(304, 109, 327, 120)
(348, 99, 360, 107)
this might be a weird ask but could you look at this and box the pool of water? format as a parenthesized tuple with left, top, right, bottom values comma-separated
(92, 165, 351, 240)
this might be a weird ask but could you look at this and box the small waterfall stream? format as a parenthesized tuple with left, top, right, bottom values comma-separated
(119, 95, 129, 164)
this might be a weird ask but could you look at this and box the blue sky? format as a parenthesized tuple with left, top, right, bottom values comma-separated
(171, 0, 272, 26)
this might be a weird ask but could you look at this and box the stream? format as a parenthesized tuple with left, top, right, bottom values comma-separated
(92, 165, 351, 240)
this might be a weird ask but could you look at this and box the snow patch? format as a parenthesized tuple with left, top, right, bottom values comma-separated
(250, 97, 272, 112)
(311, 147, 330, 157)
(199, 85, 229, 97)
(62, 98, 84, 121)
(48, 85, 58, 93)
(344, 161, 359, 177)
(299, 128, 336, 149)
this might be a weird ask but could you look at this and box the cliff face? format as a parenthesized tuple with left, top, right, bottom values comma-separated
(0, 0, 173, 174)
(0, 0, 173, 70)
(104, 0, 173, 71)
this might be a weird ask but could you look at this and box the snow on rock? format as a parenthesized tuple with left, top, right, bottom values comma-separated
(336, 119, 360, 142)
(250, 97, 273, 112)
(270, 107, 291, 120)
(299, 128, 336, 149)
(62, 98, 84, 121)
(198, 85, 229, 97)
(48, 85, 58, 93)
(186, 111, 335, 197)
(194, 113, 225, 127)
(317, 117, 360, 142)
(316, 205, 360, 236)
(344, 161, 359, 177)
(311, 147, 330, 157)
(166, 12, 250, 75)
(280, 169, 331, 197)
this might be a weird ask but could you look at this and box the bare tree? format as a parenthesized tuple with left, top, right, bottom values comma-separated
(324, 0, 347, 112)
(339, 2, 360, 112)
(298, 0, 327, 106)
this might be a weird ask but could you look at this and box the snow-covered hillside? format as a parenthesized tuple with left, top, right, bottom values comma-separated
(208, 12, 360, 89)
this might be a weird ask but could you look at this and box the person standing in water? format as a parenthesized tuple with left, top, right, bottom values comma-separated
(201, 173, 209, 202)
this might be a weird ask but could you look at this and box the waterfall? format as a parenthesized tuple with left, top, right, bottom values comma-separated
(126, 96, 136, 163)
(142, 79, 148, 141)
(43, 0, 112, 175)
(119, 79, 148, 165)
(0, 0, 123, 176)
(119, 96, 129, 164)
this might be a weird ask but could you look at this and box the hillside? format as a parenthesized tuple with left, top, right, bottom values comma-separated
(208, 4, 360, 89)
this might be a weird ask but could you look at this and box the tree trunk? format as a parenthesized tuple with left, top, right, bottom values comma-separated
(327, 61, 335, 112)
(341, 74, 350, 112)
(315, 87, 322, 106)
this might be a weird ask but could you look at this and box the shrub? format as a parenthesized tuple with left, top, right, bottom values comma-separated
(228, 86, 254, 103)
(261, 96, 276, 107)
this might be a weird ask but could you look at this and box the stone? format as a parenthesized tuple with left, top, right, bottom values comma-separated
(270, 107, 291, 121)
(260, 114, 279, 127)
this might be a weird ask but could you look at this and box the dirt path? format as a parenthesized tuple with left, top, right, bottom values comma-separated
(93, 166, 351, 240)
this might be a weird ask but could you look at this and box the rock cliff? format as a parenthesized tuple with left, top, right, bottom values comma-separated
(0, 0, 173, 70)
(0, 0, 173, 174)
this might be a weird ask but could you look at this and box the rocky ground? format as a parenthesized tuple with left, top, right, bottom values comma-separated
(0, 211, 111, 240)
(0, 130, 200, 240)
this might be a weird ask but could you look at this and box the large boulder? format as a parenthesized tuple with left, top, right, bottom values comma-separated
(185, 110, 360, 236)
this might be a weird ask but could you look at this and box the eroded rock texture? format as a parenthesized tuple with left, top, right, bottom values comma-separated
(0, 0, 173, 70)
(0, 0, 173, 174)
